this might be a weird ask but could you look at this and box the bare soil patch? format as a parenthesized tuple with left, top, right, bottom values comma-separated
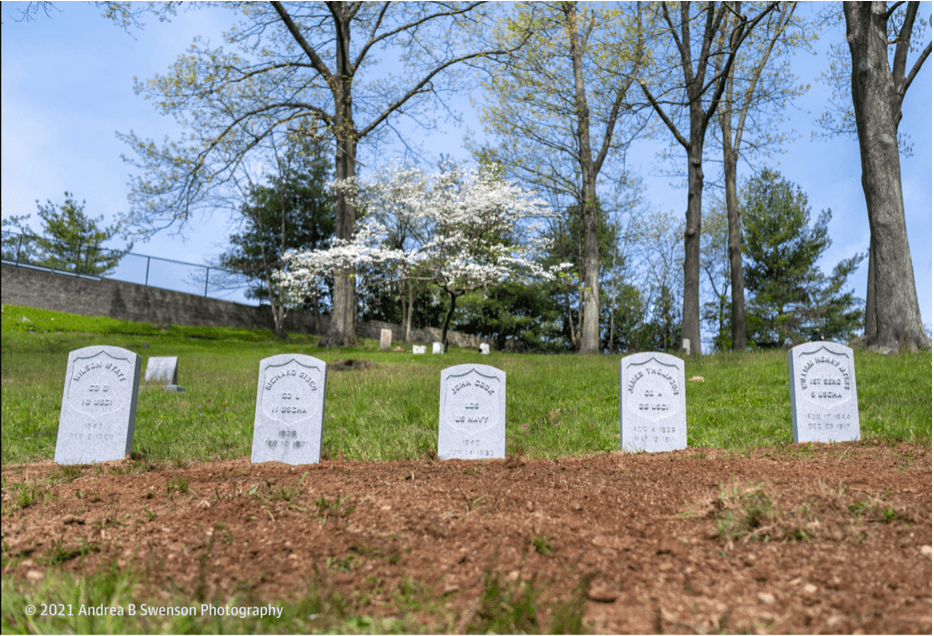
(3, 441, 931, 633)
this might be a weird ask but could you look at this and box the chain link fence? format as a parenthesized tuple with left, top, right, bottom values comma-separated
(1, 230, 255, 304)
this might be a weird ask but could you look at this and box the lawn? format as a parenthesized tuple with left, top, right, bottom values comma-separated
(2, 303, 930, 466)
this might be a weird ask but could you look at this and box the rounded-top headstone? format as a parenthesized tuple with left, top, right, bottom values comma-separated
(787, 342, 860, 443)
(438, 364, 506, 460)
(619, 352, 687, 453)
(252, 354, 327, 464)
(55, 345, 142, 464)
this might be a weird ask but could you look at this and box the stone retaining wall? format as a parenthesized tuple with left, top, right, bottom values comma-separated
(1, 263, 492, 349)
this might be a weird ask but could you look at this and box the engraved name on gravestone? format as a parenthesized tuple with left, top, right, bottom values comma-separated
(438, 364, 505, 460)
(788, 342, 860, 443)
(252, 354, 327, 465)
(380, 329, 392, 351)
(619, 352, 687, 453)
(55, 345, 142, 464)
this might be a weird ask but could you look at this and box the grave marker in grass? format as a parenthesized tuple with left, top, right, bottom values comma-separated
(413, 345, 426, 354)
(788, 342, 860, 443)
(432, 342, 443, 354)
(380, 329, 392, 351)
(438, 364, 505, 460)
(54, 345, 142, 464)
(252, 354, 327, 464)
(619, 352, 687, 453)
(144, 356, 184, 392)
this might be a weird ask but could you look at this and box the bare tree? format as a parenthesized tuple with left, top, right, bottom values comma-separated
(638, 2, 778, 354)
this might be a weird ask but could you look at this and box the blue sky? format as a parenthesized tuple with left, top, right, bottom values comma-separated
(2, 2, 931, 334)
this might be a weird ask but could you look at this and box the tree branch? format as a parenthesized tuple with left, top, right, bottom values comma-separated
(903, 40, 932, 96)
(891, 0, 918, 83)
(271, 1, 333, 82)
(639, 81, 691, 150)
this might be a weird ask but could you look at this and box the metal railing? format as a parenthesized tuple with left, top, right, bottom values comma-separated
(1, 230, 255, 304)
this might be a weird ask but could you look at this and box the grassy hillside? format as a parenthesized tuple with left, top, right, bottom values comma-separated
(2, 304, 930, 465)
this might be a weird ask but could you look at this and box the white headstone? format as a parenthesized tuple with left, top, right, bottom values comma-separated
(432, 342, 443, 354)
(438, 364, 506, 460)
(144, 356, 184, 391)
(252, 354, 327, 465)
(145, 356, 178, 385)
(788, 342, 860, 443)
(479, 343, 490, 355)
(413, 345, 427, 354)
(54, 346, 142, 464)
(380, 329, 392, 351)
(619, 352, 687, 453)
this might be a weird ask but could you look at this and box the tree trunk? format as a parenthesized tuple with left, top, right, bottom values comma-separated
(844, 2, 930, 352)
(721, 126, 747, 352)
(319, 11, 358, 348)
(564, 285, 578, 348)
(682, 120, 704, 356)
(311, 290, 321, 335)
(441, 289, 460, 352)
(404, 279, 414, 343)
(564, 2, 602, 354)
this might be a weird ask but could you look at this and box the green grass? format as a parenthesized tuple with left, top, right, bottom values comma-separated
(2, 303, 931, 465)
(2, 304, 931, 634)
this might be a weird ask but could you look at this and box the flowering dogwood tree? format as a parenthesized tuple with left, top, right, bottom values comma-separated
(276, 162, 569, 350)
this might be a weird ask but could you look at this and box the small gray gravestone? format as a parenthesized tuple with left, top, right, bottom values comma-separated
(479, 343, 490, 355)
(54, 345, 142, 464)
(432, 342, 443, 354)
(380, 329, 392, 351)
(144, 356, 184, 392)
(438, 364, 505, 460)
(252, 354, 327, 465)
(619, 352, 687, 453)
(413, 345, 427, 354)
(788, 342, 860, 443)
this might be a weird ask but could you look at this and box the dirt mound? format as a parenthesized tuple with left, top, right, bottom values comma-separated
(3, 441, 931, 633)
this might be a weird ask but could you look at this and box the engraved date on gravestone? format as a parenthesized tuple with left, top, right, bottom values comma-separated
(438, 364, 506, 460)
(252, 354, 327, 465)
(788, 343, 860, 443)
(55, 345, 142, 465)
(619, 352, 687, 453)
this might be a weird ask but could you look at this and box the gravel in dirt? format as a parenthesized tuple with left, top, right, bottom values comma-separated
(2, 441, 931, 633)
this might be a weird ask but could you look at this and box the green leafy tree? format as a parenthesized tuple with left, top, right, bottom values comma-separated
(700, 197, 733, 352)
(742, 170, 864, 346)
(119, 3, 518, 349)
(453, 282, 564, 353)
(711, 1, 813, 352)
(218, 129, 335, 338)
(476, 2, 648, 354)
(630, 208, 685, 352)
(540, 200, 618, 350)
(9, 193, 131, 276)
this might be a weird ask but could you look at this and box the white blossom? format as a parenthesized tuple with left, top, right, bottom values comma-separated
(275, 162, 572, 309)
